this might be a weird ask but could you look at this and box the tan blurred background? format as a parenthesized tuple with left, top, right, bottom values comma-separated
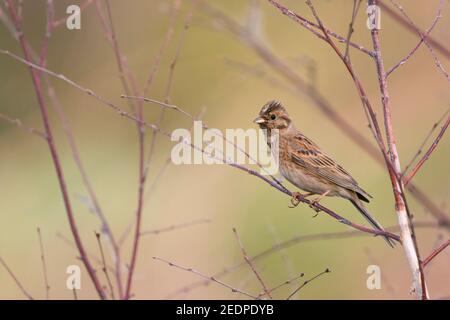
(0, 0, 449, 299)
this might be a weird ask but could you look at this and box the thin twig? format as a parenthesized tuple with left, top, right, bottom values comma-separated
(422, 239, 450, 268)
(404, 116, 450, 186)
(56, 232, 115, 272)
(97, 0, 146, 300)
(166, 221, 437, 298)
(378, 0, 450, 60)
(141, 218, 211, 235)
(232, 228, 272, 299)
(0, 256, 34, 300)
(387, 0, 449, 82)
(3, 0, 106, 299)
(153, 256, 258, 299)
(403, 110, 449, 176)
(0, 112, 46, 138)
(37, 227, 50, 300)
(0, 49, 401, 243)
(257, 272, 304, 299)
(95, 232, 115, 300)
(286, 268, 331, 300)
(205, 0, 450, 229)
(344, 0, 362, 62)
(261, 0, 374, 57)
(386, 0, 444, 77)
(367, 0, 427, 299)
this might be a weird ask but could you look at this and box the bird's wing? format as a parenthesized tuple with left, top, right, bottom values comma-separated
(289, 133, 372, 200)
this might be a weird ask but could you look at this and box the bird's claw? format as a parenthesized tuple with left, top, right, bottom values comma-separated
(289, 192, 303, 208)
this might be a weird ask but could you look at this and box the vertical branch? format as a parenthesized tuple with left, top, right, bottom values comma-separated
(97, 0, 146, 299)
(232, 228, 272, 299)
(344, 0, 362, 62)
(95, 232, 115, 299)
(144, 0, 182, 172)
(4, 0, 106, 299)
(368, 0, 427, 299)
(37, 227, 50, 300)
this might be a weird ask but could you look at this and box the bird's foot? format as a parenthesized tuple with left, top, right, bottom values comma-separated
(289, 192, 304, 208)
(308, 190, 330, 211)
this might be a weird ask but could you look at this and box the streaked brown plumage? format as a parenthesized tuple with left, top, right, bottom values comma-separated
(254, 100, 394, 247)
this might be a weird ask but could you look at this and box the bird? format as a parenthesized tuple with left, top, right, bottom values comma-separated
(253, 100, 394, 247)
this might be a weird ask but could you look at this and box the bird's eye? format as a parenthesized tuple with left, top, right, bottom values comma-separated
(270, 114, 276, 120)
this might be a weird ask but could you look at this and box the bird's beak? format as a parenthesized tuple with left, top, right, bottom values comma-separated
(253, 116, 266, 124)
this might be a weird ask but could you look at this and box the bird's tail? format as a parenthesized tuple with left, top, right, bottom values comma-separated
(350, 198, 395, 248)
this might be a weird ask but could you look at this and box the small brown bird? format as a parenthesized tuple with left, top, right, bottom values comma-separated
(254, 100, 394, 247)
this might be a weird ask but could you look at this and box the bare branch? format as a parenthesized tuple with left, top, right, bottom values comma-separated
(387, 0, 449, 82)
(0, 256, 34, 300)
(153, 256, 258, 299)
(422, 239, 450, 268)
(37, 227, 50, 300)
(404, 116, 450, 186)
(167, 222, 437, 298)
(257, 272, 304, 299)
(232, 228, 272, 299)
(378, 0, 450, 60)
(3, 0, 106, 299)
(403, 110, 449, 176)
(141, 218, 211, 236)
(0, 112, 46, 139)
(264, 0, 374, 57)
(95, 232, 115, 300)
(286, 268, 330, 300)
(386, 0, 444, 77)
(204, 0, 450, 229)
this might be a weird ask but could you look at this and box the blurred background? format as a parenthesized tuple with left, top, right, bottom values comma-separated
(0, 0, 449, 299)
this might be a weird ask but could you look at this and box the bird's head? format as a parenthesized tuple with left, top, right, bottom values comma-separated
(253, 100, 292, 130)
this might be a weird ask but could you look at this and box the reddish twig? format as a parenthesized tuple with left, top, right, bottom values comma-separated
(166, 222, 438, 298)
(0, 256, 34, 300)
(0, 112, 46, 138)
(422, 239, 450, 268)
(262, 0, 374, 57)
(404, 116, 450, 186)
(141, 218, 211, 235)
(153, 256, 258, 299)
(1, 4, 120, 294)
(97, 0, 146, 300)
(204, 1, 449, 227)
(368, 0, 427, 299)
(386, 0, 444, 77)
(37, 227, 50, 300)
(286, 268, 331, 300)
(95, 232, 115, 300)
(378, 0, 450, 60)
(343, 0, 362, 62)
(386, 0, 449, 82)
(232, 228, 272, 299)
(257, 272, 304, 299)
(4, 0, 106, 299)
(57, 232, 115, 273)
(0, 49, 401, 244)
(403, 110, 449, 176)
